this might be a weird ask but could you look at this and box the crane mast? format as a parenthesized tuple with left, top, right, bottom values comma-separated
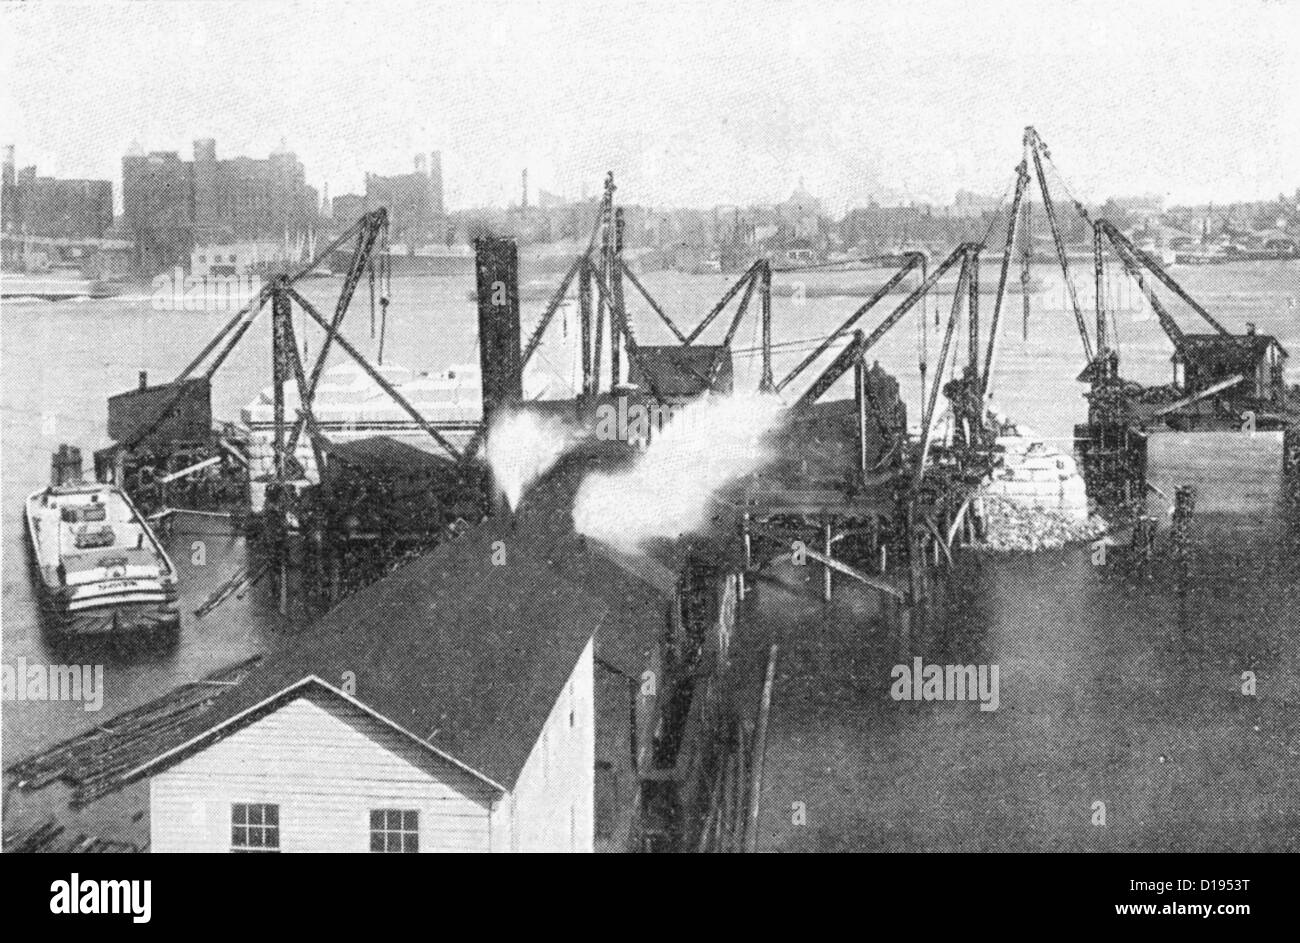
(1025, 126, 1093, 365)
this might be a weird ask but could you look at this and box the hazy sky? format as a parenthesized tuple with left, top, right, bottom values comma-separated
(2, 0, 1296, 213)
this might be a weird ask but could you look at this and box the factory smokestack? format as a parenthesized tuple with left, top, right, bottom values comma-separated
(474, 235, 523, 512)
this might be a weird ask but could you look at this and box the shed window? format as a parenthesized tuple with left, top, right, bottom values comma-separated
(370, 809, 419, 853)
(231, 802, 279, 852)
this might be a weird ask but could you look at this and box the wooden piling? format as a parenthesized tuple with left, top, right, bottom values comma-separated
(744, 644, 778, 853)
(823, 520, 833, 602)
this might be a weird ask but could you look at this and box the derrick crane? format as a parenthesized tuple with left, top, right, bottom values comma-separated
(121, 209, 393, 461)
(102, 209, 405, 524)
(1090, 216, 1290, 421)
(1011, 126, 1237, 380)
(115, 206, 478, 502)
(790, 244, 983, 490)
(1063, 156, 1297, 507)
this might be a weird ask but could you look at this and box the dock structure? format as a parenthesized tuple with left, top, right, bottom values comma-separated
(86, 165, 1001, 626)
(40, 171, 1012, 849)
(31, 122, 1297, 852)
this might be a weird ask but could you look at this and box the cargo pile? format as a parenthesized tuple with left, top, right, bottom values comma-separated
(973, 492, 1108, 553)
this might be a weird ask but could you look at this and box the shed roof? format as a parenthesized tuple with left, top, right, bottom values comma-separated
(126, 676, 510, 793)
(127, 439, 675, 790)
(1175, 333, 1288, 360)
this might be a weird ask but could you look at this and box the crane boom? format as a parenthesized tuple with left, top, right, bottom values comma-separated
(124, 211, 387, 453)
(981, 159, 1029, 398)
(284, 209, 389, 459)
(1025, 126, 1093, 364)
(1096, 220, 1186, 347)
(1096, 220, 1230, 336)
(795, 245, 968, 407)
(776, 252, 925, 393)
(914, 250, 974, 489)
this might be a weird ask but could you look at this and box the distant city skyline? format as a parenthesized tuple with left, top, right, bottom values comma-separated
(2, 0, 1297, 214)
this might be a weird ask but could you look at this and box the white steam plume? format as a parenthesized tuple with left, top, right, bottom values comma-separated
(486, 409, 574, 510)
(573, 392, 786, 552)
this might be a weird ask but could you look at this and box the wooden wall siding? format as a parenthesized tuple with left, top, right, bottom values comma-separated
(595, 643, 660, 773)
(498, 637, 595, 852)
(150, 692, 497, 853)
(595, 669, 635, 853)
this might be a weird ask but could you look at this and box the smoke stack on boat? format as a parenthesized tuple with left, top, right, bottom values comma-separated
(51, 444, 83, 487)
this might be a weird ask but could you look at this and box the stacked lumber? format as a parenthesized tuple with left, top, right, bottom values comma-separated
(3, 819, 141, 853)
(5, 656, 261, 808)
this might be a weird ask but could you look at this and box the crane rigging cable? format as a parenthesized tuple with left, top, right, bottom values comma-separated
(376, 216, 392, 365)
(1026, 128, 1093, 363)
(1036, 137, 1230, 359)
(917, 254, 929, 407)
(368, 245, 377, 339)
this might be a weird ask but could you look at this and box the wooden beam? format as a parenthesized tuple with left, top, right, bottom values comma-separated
(285, 213, 386, 459)
(685, 260, 763, 344)
(801, 546, 906, 600)
(759, 260, 774, 393)
(621, 258, 688, 344)
(776, 253, 923, 394)
(1153, 373, 1244, 417)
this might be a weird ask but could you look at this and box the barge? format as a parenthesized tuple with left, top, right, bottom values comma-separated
(25, 480, 180, 635)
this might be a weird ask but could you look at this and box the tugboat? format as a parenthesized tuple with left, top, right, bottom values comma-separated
(25, 448, 180, 635)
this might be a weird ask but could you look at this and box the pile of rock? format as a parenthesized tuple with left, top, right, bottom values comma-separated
(973, 492, 1108, 553)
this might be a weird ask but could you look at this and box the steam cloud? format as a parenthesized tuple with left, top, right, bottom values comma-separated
(572, 392, 786, 552)
(486, 409, 574, 510)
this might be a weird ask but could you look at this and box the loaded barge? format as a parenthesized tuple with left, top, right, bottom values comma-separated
(25, 457, 179, 636)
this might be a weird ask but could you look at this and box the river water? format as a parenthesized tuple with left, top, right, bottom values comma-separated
(3, 259, 1298, 849)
